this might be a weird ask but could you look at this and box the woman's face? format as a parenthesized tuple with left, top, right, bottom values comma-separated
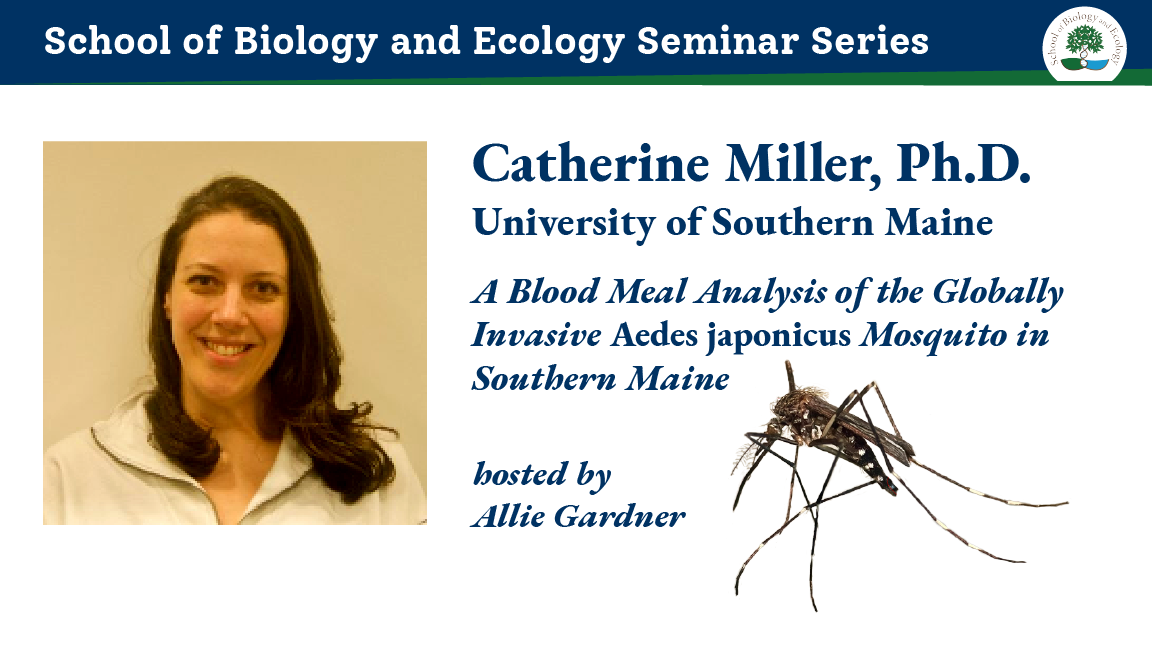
(165, 209, 289, 412)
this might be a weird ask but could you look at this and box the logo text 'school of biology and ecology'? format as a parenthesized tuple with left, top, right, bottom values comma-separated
(1043, 6, 1127, 81)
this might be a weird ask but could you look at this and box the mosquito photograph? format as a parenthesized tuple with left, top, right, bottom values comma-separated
(731, 360, 1068, 611)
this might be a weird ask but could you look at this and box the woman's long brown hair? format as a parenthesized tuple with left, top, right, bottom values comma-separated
(145, 176, 394, 503)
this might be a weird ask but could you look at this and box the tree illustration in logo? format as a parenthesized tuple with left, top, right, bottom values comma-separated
(1062, 25, 1108, 70)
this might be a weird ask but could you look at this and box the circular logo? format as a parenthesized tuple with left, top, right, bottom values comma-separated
(1043, 7, 1126, 81)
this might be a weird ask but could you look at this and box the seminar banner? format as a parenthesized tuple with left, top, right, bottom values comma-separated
(9, 1, 1148, 83)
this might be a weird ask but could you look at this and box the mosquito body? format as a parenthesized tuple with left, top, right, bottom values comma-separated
(732, 360, 1067, 611)
(769, 385, 909, 495)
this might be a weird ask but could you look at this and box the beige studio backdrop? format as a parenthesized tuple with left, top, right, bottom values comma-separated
(43, 142, 427, 490)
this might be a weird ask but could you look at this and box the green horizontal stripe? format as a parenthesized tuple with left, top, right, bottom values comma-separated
(86, 68, 1151, 86)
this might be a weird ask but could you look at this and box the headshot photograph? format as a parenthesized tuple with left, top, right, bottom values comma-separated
(43, 142, 427, 524)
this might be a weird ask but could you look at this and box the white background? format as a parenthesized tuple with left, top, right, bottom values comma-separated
(9, 85, 1150, 645)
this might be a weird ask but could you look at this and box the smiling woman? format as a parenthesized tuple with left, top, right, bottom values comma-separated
(167, 209, 290, 416)
(44, 176, 427, 525)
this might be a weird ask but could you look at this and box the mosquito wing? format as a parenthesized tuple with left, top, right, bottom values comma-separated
(808, 397, 916, 466)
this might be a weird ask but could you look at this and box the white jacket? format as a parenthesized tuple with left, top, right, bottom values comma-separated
(44, 393, 427, 525)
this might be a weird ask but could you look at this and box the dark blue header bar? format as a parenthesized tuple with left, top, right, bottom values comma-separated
(6, 1, 1148, 83)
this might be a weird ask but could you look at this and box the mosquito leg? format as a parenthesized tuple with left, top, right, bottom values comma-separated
(852, 395, 1024, 561)
(817, 456, 840, 502)
(808, 510, 820, 611)
(783, 440, 822, 525)
(867, 381, 904, 440)
(808, 454, 840, 612)
(785, 359, 796, 392)
(789, 455, 816, 522)
(777, 446, 816, 525)
(743, 431, 796, 456)
(822, 390, 860, 442)
(738, 506, 807, 596)
(910, 458, 1069, 508)
(858, 395, 897, 474)
(735, 433, 814, 513)
(769, 447, 816, 522)
(859, 381, 1066, 507)
(826, 387, 896, 485)
(736, 479, 872, 596)
(785, 443, 801, 523)
(888, 470, 1024, 563)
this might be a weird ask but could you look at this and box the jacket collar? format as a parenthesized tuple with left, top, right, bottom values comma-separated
(92, 391, 314, 498)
